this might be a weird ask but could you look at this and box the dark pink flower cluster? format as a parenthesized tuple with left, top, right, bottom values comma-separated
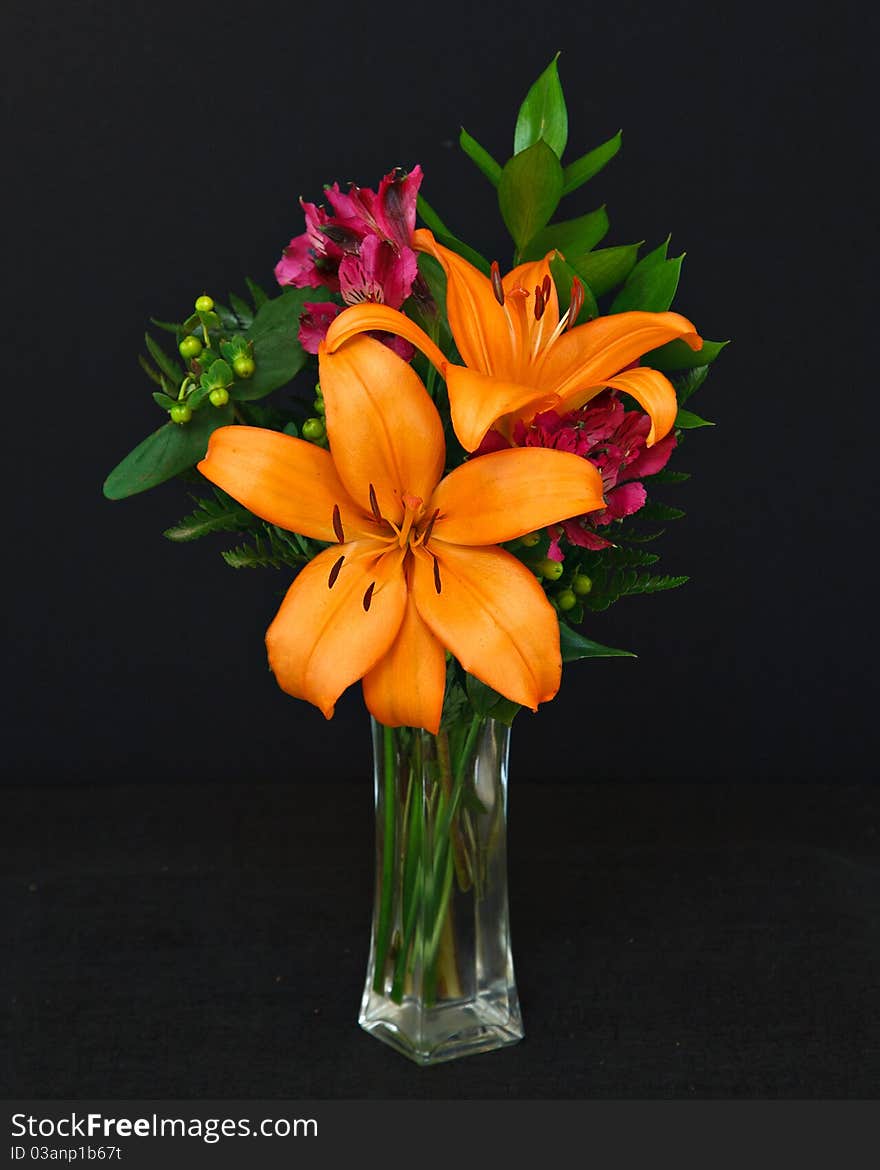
(477, 390, 676, 557)
(275, 166, 423, 356)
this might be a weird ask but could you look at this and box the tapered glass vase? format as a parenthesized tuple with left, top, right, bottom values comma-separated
(359, 714, 523, 1065)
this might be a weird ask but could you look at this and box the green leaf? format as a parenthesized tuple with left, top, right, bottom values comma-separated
(144, 332, 184, 385)
(675, 408, 714, 429)
(521, 205, 609, 262)
(638, 502, 685, 522)
(465, 674, 521, 725)
(671, 365, 710, 405)
(149, 316, 182, 336)
(644, 337, 728, 371)
(151, 391, 177, 411)
(234, 287, 329, 401)
(103, 401, 234, 500)
(652, 469, 691, 483)
(610, 245, 684, 313)
(459, 127, 502, 185)
(561, 130, 622, 196)
(164, 489, 254, 542)
(498, 140, 564, 252)
(572, 243, 641, 297)
(416, 195, 491, 274)
(559, 623, 636, 662)
(138, 354, 165, 389)
(228, 292, 255, 329)
(211, 302, 240, 331)
(245, 277, 268, 308)
(514, 54, 568, 158)
(549, 254, 599, 323)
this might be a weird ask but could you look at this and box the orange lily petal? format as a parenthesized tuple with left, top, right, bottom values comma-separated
(538, 310, 702, 404)
(445, 364, 549, 452)
(413, 228, 513, 378)
(266, 540, 407, 720)
(318, 335, 445, 524)
(322, 302, 447, 373)
(411, 541, 561, 711)
(601, 366, 679, 446)
(198, 426, 373, 542)
(362, 592, 446, 734)
(430, 448, 605, 546)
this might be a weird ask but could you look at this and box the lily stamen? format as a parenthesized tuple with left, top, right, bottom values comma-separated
(432, 554, 442, 594)
(418, 507, 440, 547)
(368, 483, 383, 523)
(534, 284, 546, 321)
(328, 554, 345, 589)
(567, 277, 585, 331)
(332, 503, 345, 543)
(490, 261, 505, 306)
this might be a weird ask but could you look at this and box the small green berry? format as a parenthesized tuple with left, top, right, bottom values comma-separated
(233, 355, 255, 379)
(195, 294, 214, 313)
(209, 387, 229, 407)
(178, 335, 203, 360)
(313, 397, 325, 416)
(302, 417, 326, 441)
(537, 557, 564, 581)
(556, 588, 577, 612)
(170, 403, 192, 424)
(520, 532, 541, 548)
(572, 573, 593, 596)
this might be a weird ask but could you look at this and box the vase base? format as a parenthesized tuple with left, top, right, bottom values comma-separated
(359, 991, 524, 1066)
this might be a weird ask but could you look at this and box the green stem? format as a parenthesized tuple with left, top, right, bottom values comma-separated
(372, 724, 397, 994)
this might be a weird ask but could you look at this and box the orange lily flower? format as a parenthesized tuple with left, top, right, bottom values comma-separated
(324, 228, 704, 452)
(197, 335, 606, 734)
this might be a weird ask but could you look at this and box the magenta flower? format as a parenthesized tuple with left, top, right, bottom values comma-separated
(476, 390, 676, 557)
(275, 166, 423, 351)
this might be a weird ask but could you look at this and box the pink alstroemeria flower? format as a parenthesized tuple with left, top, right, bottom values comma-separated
(276, 166, 423, 353)
(476, 390, 676, 557)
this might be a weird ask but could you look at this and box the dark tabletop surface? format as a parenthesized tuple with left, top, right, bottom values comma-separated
(3, 779, 879, 1099)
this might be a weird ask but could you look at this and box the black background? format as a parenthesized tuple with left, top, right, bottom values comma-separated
(4, 0, 878, 1099)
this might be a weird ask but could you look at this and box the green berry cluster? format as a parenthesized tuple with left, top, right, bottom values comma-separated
(510, 531, 593, 617)
(163, 295, 257, 424)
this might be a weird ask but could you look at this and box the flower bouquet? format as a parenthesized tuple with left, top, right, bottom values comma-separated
(104, 57, 725, 1064)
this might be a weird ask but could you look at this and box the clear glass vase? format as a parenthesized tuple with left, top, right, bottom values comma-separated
(359, 713, 523, 1065)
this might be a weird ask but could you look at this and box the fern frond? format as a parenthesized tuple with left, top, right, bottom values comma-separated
(164, 490, 255, 543)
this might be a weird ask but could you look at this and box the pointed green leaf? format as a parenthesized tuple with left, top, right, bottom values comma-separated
(549, 255, 599, 323)
(416, 195, 491, 274)
(233, 287, 331, 401)
(498, 140, 564, 252)
(211, 301, 240, 331)
(572, 243, 641, 297)
(465, 674, 520, 724)
(521, 206, 609, 262)
(149, 317, 182, 336)
(103, 401, 234, 500)
(151, 391, 177, 411)
(228, 291, 255, 329)
(610, 249, 683, 313)
(144, 333, 184, 384)
(245, 277, 268, 308)
(459, 128, 502, 186)
(671, 365, 710, 405)
(561, 130, 623, 196)
(559, 622, 636, 662)
(164, 490, 253, 542)
(514, 54, 568, 158)
(644, 337, 728, 371)
(675, 408, 714, 429)
(138, 354, 165, 389)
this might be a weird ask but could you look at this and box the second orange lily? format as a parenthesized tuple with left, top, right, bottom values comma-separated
(198, 334, 606, 734)
(325, 229, 704, 452)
